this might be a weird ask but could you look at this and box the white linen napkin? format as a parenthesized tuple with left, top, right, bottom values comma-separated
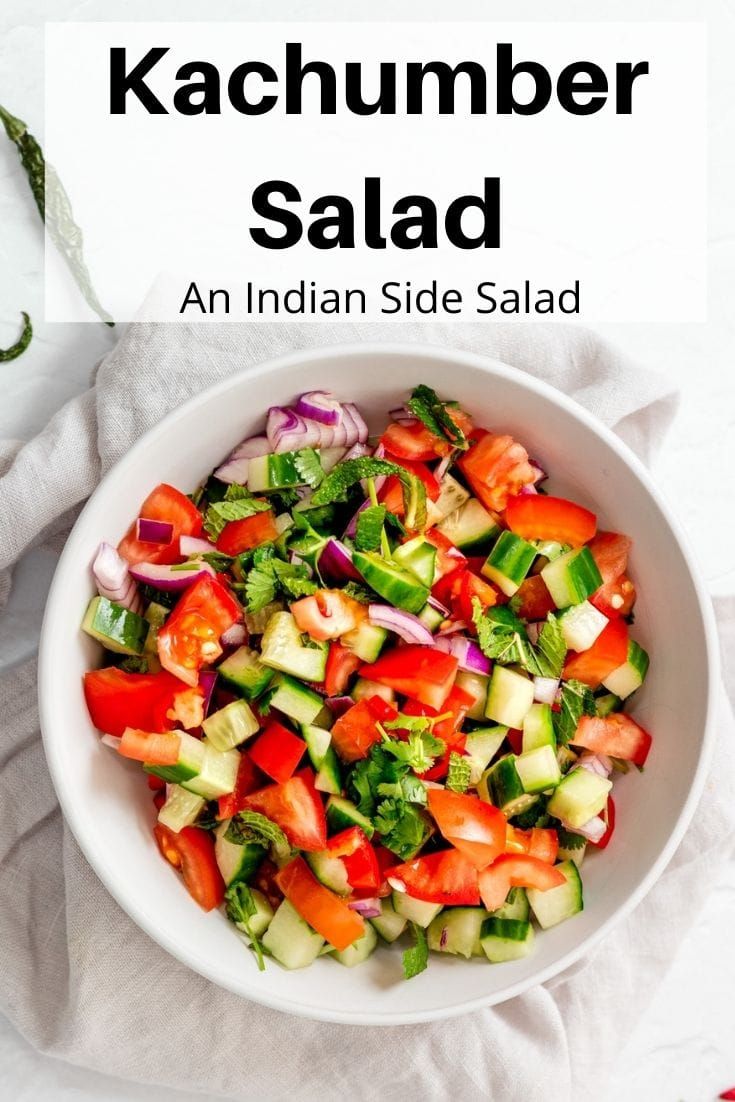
(0, 321, 732, 1102)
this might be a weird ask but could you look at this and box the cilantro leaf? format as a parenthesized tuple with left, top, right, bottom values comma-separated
(203, 493, 271, 540)
(375, 800, 431, 859)
(407, 384, 469, 451)
(380, 729, 445, 774)
(310, 457, 427, 530)
(554, 679, 596, 745)
(556, 825, 587, 850)
(293, 448, 324, 489)
(383, 713, 435, 736)
(355, 505, 387, 553)
(446, 751, 471, 793)
(348, 745, 408, 817)
(224, 882, 267, 971)
(402, 921, 429, 979)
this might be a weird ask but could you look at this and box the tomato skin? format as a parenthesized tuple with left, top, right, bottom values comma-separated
(458, 433, 536, 513)
(217, 752, 262, 819)
(505, 824, 559, 865)
(381, 421, 442, 461)
(453, 570, 498, 626)
(242, 776, 327, 851)
(83, 667, 187, 737)
(118, 484, 203, 566)
(329, 698, 384, 763)
(426, 529, 467, 582)
(326, 827, 381, 895)
(478, 854, 566, 911)
(291, 590, 364, 642)
(118, 727, 181, 765)
(360, 645, 459, 711)
(248, 722, 306, 784)
(387, 849, 480, 906)
(276, 856, 365, 950)
(512, 575, 556, 622)
(573, 714, 652, 766)
(590, 574, 636, 619)
(379, 461, 441, 517)
(324, 641, 362, 697)
(427, 790, 506, 869)
(588, 531, 631, 583)
(562, 618, 629, 688)
(591, 796, 615, 850)
(505, 495, 596, 548)
(157, 575, 241, 686)
(402, 684, 473, 746)
(215, 510, 278, 555)
(153, 823, 225, 911)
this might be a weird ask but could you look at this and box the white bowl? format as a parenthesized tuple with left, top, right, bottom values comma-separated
(38, 343, 718, 1024)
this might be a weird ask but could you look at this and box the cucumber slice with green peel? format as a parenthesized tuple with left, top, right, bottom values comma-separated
(260, 612, 328, 682)
(247, 448, 322, 492)
(144, 601, 169, 628)
(214, 821, 266, 886)
(82, 596, 148, 655)
(541, 547, 602, 608)
(218, 645, 274, 700)
(351, 550, 429, 614)
(315, 753, 342, 795)
(306, 850, 351, 895)
(515, 744, 562, 794)
(427, 907, 488, 958)
(262, 899, 325, 968)
(484, 755, 539, 817)
(559, 601, 608, 652)
(595, 692, 622, 717)
(202, 699, 260, 752)
(437, 496, 499, 553)
(342, 620, 388, 663)
(531, 540, 569, 562)
(302, 725, 342, 794)
(181, 743, 240, 800)
(268, 674, 325, 726)
(391, 891, 443, 928)
(157, 784, 206, 833)
(326, 795, 375, 839)
(351, 677, 396, 704)
(455, 670, 489, 721)
(480, 918, 535, 962)
(481, 531, 537, 597)
(485, 665, 535, 729)
(491, 886, 530, 921)
(144, 731, 206, 785)
(370, 898, 408, 943)
(332, 922, 378, 967)
(392, 536, 437, 588)
(417, 602, 444, 632)
(527, 859, 583, 928)
(464, 726, 507, 784)
(602, 639, 649, 699)
(425, 473, 470, 526)
(556, 744, 579, 774)
(546, 767, 611, 828)
(232, 888, 274, 940)
(522, 702, 556, 753)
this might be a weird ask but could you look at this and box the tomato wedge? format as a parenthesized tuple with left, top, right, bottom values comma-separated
(360, 645, 459, 711)
(324, 641, 362, 697)
(387, 848, 480, 905)
(587, 531, 632, 583)
(381, 420, 443, 461)
(157, 574, 241, 686)
(426, 528, 467, 581)
(379, 461, 441, 516)
(118, 727, 181, 765)
(402, 684, 473, 746)
(242, 776, 327, 851)
(452, 570, 498, 625)
(458, 432, 536, 513)
(590, 574, 637, 619)
(326, 827, 381, 895)
(562, 618, 629, 688)
(478, 854, 566, 911)
(505, 494, 596, 547)
(215, 510, 278, 556)
(118, 484, 203, 566)
(248, 721, 306, 784)
(276, 856, 364, 950)
(153, 823, 225, 911)
(291, 590, 365, 641)
(83, 667, 189, 737)
(329, 698, 386, 763)
(505, 824, 559, 865)
(512, 574, 557, 622)
(573, 714, 652, 766)
(217, 752, 262, 819)
(427, 790, 506, 869)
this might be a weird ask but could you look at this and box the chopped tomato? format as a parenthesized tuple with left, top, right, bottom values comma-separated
(242, 776, 327, 851)
(157, 574, 241, 686)
(117, 727, 181, 765)
(380, 460, 440, 516)
(373, 844, 397, 897)
(458, 432, 536, 513)
(505, 824, 559, 865)
(426, 529, 467, 581)
(387, 848, 480, 906)
(324, 641, 362, 697)
(360, 645, 459, 711)
(505, 728, 524, 755)
(591, 796, 615, 850)
(276, 856, 365, 950)
(217, 752, 262, 819)
(329, 698, 385, 763)
(427, 790, 506, 869)
(562, 619, 628, 688)
(590, 574, 637, 619)
(402, 684, 473, 746)
(478, 854, 566, 911)
(326, 827, 381, 896)
(512, 574, 556, 621)
(248, 722, 305, 784)
(118, 483, 203, 566)
(291, 590, 365, 641)
(253, 857, 284, 910)
(153, 823, 225, 911)
(215, 510, 278, 556)
(453, 570, 498, 625)
(83, 667, 188, 737)
(147, 772, 166, 791)
(573, 714, 652, 766)
(381, 420, 443, 461)
(505, 494, 596, 548)
(588, 531, 632, 583)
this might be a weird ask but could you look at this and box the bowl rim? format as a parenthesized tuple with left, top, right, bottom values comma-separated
(38, 340, 720, 1025)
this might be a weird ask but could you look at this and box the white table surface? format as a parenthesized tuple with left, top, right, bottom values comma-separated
(1, 1, 734, 1100)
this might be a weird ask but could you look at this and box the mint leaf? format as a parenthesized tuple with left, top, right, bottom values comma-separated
(533, 613, 567, 679)
(554, 679, 596, 745)
(203, 495, 271, 540)
(310, 457, 426, 531)
(402, 921, 429, 979)
(446, 751, 471, 793)
(244, 557, 317, 612)
(293, 448, 324, 489)
(224, 882, 267, 971)
(226, 810, 288, 853)
(407, 385, 469, 451)
(355, 505, 387, 553)
(473, 599, 535, 667)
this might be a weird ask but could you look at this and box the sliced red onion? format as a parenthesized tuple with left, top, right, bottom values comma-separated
(343, 442, 372, 462)
(533, 676, 560, 705)
(128, 559, 215, 591)
(427, 594, 451, 618)
(519, 483, 539, 496)
(435, 454, 453, 482)
(433, 635, 491, 675)
(562, 814, 606, 844)
(295, 390, 343, 426)
(180, 535, 216, 556)
(368, 605, 434, 645)
(93, 542, 142, 613)
(343, 403, 369, 444)
(318, 538, 362, 583)
(389, 406, 415, 425)
(214, 434, 270, 484)
(136, 517, 174, 544)
(348, 897, 382, 918)
(327, 695, 355, 718)
(267, 407, 321, 453)
(437, 619, 469, 636)
(198, 670, 218, 716)
(530, 461, 548, 485)
(386, 876, 407, 893)
(576, 752, 613, 778)
(221, 623, 247, 647)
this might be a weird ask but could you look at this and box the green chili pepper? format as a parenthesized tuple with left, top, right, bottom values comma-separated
(0, 104, 114, 327)
(0, 311, 32, 362)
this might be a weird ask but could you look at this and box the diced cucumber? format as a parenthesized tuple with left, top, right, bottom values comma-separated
(595, 692, 622, 717)
(483, 755, 539, 817)
(243, 600, 284, 635)
(541, 547, 602, 609)
(181, 743, 240, 800)
(522, 702, 556, 752)
(352, 550, 429, 615)
(232, 888, 274, 940)
(417, 602, 444, 632)
(306, 850, 350, 895)
(301, 725, 342, 796)
(144, 731, 206, 785)
(391, 891, 443, 928)
(217, 645, 274, 700)
(315, 755, 341, 796)
(602, 639, 649, 699)
(557, 838, 587, 867)
(491, 886, 530, 921)
(342, 620, 388, 663)
(482, 531, 537, 597)
(527, 859, 583, 928)
(557, 744, 578, 774)
(546, 767, 611, 828)
(392, 536, 437, 588)
(515, 744, 562, 794)
(485, 666, 535, 729)
(455, 670, 489, 721)
(531, 540, 569, 562)
(332, 922, 378, 967)
(144, 601, 169, 629)
(559, 601, 608, 652)
(437, 496, 499, 553)
(268, 675, 325, 726)
(427, 907, 488, 958)
(351, 677, 395, 704)
(157, 784, 206, 833)
(326, 795, 375, 839)
(319, 447, 347, 473)
(464, 726, 507, 784)
(202, 699, 259, 752)
(260, 612, 328, 682)
(480, 918, 535, 962)
(82, 596, 148, 655)
(262, 899, 325, 968)
(214, 820, 265, 886)
(425, 473, 470, 526)
(370, 898, 408, 942)
(247, 448, 322, 492)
